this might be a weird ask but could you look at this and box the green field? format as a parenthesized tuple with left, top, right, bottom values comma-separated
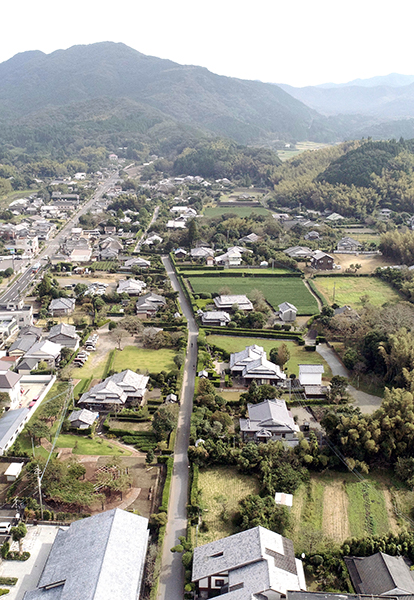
(289, 471, 399, 554)
(71, 346, 176, 380)
(197, 466, 260, 545)
(207, 335, 332, 378)
(313, 276, 401, 308)
(92, 261, 118, 271)
(55, 434, 131, 456)
(179, 267, 292, 276)
(187, 276, 318, 315)
(203, 206, 270, 218)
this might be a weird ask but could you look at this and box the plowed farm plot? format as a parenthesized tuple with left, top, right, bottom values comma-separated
(289, 472, 400, 554)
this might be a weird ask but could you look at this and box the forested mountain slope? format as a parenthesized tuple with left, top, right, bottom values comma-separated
(270, 139, 414, 217)
(0, 42, 329, 147)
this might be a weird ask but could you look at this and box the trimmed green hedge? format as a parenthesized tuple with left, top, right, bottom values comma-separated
(160, 456, 174, 513)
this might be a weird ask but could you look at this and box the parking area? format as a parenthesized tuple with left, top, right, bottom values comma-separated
(19, 383, 45, 409)
(0, 524, 60, 599)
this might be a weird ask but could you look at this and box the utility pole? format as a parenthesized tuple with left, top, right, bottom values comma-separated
(333, 281, 336, 303)
(34, 466, 44, 520)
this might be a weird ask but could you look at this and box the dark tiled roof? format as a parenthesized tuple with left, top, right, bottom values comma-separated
(345, 553, 414, 595)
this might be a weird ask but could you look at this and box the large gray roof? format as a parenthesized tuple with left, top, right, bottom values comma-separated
(192, 526, 305, 598)
(0, 408, 29, 451)
(23, 509, 149, 600)
(345, 553, 414, 595)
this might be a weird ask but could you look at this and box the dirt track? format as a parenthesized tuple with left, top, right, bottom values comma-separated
(322, 479, 350, 541)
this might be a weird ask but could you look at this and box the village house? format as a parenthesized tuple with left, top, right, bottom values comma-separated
(78, 370, 149, 411)
(117, 279, 147, 296)
(49, 297, 76, 316)
(192, 526, 306, 600)
(284, 246, 313, 260)
(135, 293, 166, 318)
(143, 234, 163, 246)
(201, 311, 231, 327)
(239, 398, 299, 444)
(47, 323, 80, 350)
(310, 250, 334, 270)
(122, 257, 151, 270)
(0, 360, 22, 409)
(24, 340, 62, 368)
(278, 302, 298, 323)
(230, 345, 286, 385)
(214, 295, 253, 311)
(68, 408, 99, 430)
(337, 237, 362, 252)
(345, 552, 414, 596)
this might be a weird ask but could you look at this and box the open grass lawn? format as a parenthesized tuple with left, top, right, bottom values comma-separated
(73, 346, 176, 380)
(207, 335, 332, 378)
(108, 419, 151, 432)
(312, 276, 401, 308)
(288, 471, 400, 554)
(188, 276, 318, 315)
(55, 434, 131, 456)
(197, 466, 260, 545)
(112, 346, 175, 373)
(203, 206, 270, 218)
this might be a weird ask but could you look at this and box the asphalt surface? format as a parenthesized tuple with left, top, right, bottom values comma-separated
(0, 173, 118, 305)
(316, 343, 383, 414)
(157, 256, 198, 600)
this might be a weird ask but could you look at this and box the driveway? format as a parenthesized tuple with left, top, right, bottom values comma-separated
(157, 256, 198, 600)
(316, 343, 382, 414)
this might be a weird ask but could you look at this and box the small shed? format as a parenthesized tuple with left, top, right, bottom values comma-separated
(5, 462, 23, 482)
(275, 492, 293, 508)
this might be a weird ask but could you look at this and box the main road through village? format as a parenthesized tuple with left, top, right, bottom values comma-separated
(158, 256, 198, 600)
(0, 172, 119, 305)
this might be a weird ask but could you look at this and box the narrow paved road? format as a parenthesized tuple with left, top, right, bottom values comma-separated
(157, 256, 198, 600)
(316, 343, 383, 414)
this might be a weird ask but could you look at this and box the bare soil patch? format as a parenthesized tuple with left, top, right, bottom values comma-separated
(322, 479, 350, 541)
(383, 489, 400, 534)
(333, 254, 397, 274)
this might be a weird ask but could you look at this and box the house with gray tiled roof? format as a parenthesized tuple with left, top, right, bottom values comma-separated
(278, 302, 298, 323)
(192, 526, 306, 600)
(240, 399, 299, 444)
(23, 508, 149, 600)
(136, 293, 166, 318)
(78, 369, 149, 411)
(68, 409, 99, 429)
(49, 297, 76, 316)
(345, 552, 414, 596)
(230, 345, 286, 385)
(47, 323, 80, 350)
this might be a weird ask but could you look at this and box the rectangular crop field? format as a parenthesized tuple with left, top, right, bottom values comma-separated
(206, 335, 332, 378)
(203, 206, 270, 218)
(187, 276, 318, 315)
(312, 276, 401, 308)
(288, 472, 400, 554)
(197, 466, 260, 545)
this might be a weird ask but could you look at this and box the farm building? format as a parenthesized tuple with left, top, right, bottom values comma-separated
(240, 399, 299, 444)
(299, 364, 324, 387)
(192, 526, 306, 599)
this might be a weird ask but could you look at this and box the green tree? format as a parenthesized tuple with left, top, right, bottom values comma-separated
(10, 522, 27, 555)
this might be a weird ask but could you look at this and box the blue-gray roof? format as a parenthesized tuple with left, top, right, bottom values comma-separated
(0, 408, 29, 452)
(23, 509, 149, 600)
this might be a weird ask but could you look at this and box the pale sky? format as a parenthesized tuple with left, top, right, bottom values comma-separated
(1, 0, 412, 87)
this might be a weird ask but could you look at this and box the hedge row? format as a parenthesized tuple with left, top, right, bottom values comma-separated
(102, 350, 116, 379)
(159, 456, 174, 513)
(185, 271, 302, 279)
(202, 326, 303, 341)
(307, 279, 327, 307)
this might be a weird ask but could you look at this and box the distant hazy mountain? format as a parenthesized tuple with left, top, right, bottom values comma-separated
(0, 42, 330, 146)
(316, 73, 414, 89)
(277, 74, 414, 119)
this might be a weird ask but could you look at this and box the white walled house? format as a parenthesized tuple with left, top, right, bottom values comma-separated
(298, 364, 324, 386)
